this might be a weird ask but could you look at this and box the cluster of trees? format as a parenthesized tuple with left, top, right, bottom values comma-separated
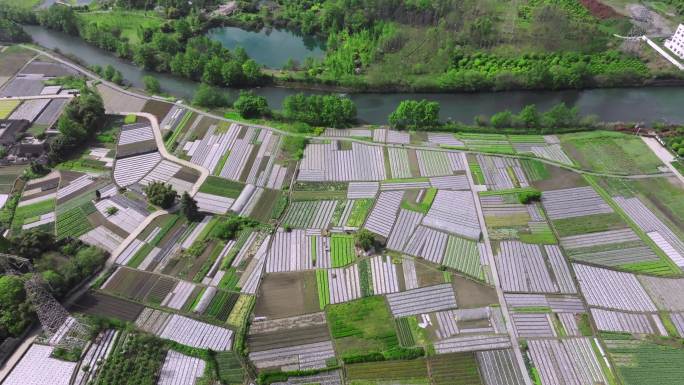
(233, 91, 270, 118)
(36, 6, 266, 88)
(389, 99, 440, 129)
(476, 103, 591, 130)
(143, 181, 177, 209)
(0, 17, 29, 42)
(90, 64, 124, 85)
(517, 188, 542, 204)
(1, 231, 106, 341)
(192, 83, 229, 108)
(282, 93, 356, 127)
(212, 214, 258, 241)
(113, 0, 220, 18)
(143, 75, 161, 93)
(49, 87, 106, 162)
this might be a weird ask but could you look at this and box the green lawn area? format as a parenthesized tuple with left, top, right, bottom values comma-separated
(551, 212, 626, 237)
(560, 131, 663, 175)
(198, 176, 245, 198)
(326, 296, 400, 361)
(77, 11, 164, 45)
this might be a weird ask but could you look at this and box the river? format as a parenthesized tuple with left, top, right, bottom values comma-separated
(23, 25, 684, 125)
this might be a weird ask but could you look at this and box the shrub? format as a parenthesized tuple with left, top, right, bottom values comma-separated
(143, 181, 177, 208)
(518, 188, 542, 204)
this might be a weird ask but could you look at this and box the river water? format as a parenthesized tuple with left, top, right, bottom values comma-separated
(23, 25, 684, 125)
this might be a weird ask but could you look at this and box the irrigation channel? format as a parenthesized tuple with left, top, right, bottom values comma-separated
(24, 24, 684, 125)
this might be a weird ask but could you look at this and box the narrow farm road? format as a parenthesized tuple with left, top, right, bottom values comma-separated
(463, 152, 533, 385)
(641, 136, 684, 185)
(0, 94, 74, 101)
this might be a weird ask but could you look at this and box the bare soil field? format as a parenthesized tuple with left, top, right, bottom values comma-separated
(70, 291, 144, 322)
(452, 275, 498, 308)
(530, 165, 587, 191)
(254, 271, 319, 318)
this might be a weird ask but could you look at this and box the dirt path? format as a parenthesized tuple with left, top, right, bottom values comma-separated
(641, 136, 684, 185)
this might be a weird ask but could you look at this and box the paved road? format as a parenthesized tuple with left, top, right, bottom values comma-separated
(642, 136, 684, 185)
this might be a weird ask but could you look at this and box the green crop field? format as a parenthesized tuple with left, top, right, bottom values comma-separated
(469, 162, 485, 185)
(442, 236, 482, 279)
(428, 353, 483, 385)
(330, 234, 355, 267)
(56, 202, 95, 239)
(345, 359, 429, 384)
(198, 176, 245, 198)
(205, 291, 240, 321)
(91, 331, 166, 385)
(560, 131, 663, 175)
(0, 100, 20, 119)
(519, 221, 556, 244)
(401, 188, 436, 214)
(327, 296, 400, 360)
(521, 159, 550, 181)
(551, 212, 626, 237)
(395, 317, 415, 347)
(11, 198, 55, 233)
(606, 338, 684, 385)
(316, 269, 330, 309)
(346, 199, 374, 227)
(216, 351, 245, 384)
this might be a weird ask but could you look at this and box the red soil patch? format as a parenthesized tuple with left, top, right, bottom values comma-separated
(579, 0, 622, 19)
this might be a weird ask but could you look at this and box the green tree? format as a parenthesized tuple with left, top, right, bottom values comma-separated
(0, 275, 32, 337)
(388, 99, 440, 129)
(143, 75, 161, 93)
(143, 181, 177, 209)
(518, 189, 542, 204)
(355, 229, 375, 251)
(282, 93, 356, 127)
(233, 91, 269, 118)
(180, 192, 200, 221)
(103, 65, 116, 81)
(111, 70, 123, 85)
(517, 105, 540, 128)
(490, 110, 513, 128)
(241, 59, 262, 84)
(192, 83, 229, 109)
(10, 229, 55, 259)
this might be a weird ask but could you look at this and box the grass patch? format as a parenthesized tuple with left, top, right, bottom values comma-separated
(401, 188, 436, 214)
(77, 11, 164, 45)
(521, 159, 550, 181)
(198, 176, 245, 199)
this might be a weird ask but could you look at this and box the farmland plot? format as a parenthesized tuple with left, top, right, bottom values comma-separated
(8, 99, 49, 122)
(266, 229, 314, 272)
(386, 209, 423, 251)
(527, 338, 607, 385)
(605, 337, 684, 385)
(388, 147, 413, 179)
(239, 236, 271, 294)
(386, 284, 457, 318)
(118, 123, 154, 145)
(72, 330, 119, 385)
(345, 360, 429, 384)
(157, 351, 206, 385)
(325, 127, 371, 137)
(3, 344, 76, 385)
(422, 190, 481, 239)
(573, 264, 657, 312)
(560, 228, 660, 267)
(370, 255, 400, 294)
(434, 335, 511, 354)
(511, 313, 555, 338)
(189, 124, 240, 173)
(590, 308, 661, 335)
(614, 196, 684, 268)
(442, 236, 484, 279)
(477, 349, 527, 385)
(195, 191, 234, 214)
(281, 200, 338, 228)
(270, 370, 343, 385)
(364, 191, 403, 237)
(428, 353, 483, 385)
(427, 133, 464, 147)
(95, 195, 148, 234)
(542, 186, 613, 220)
(219, 137, 255, 181)
(327, 264, 362, 304)
(298, 142, 386, 181)
(494, 241, 557, 293)
(373, 128, 410, 144)
(504, 294, 586, 313)
(135, 308, 233, 350)
(416, 150, 463, 177)
(476, 155, 528, 191)
(0, 99, 20, 118)
(404, 226, 448, 264)
(345, 198, 374, 227)
(638, 276, 684, 311)
(347, 182, 379, 199)
(113, 151, 161, 187)
(430, 175, 470, 190)
(139, 160, 195, 194)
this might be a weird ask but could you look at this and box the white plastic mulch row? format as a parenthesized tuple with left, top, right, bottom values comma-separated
(73, 330, 118, 385)
(324, 128, 371, 137)
(270, 370, 343, 385)
(118, 124, 154, 145)
(380, 181, 431, 190)
(364, 191, 403, 237)
(17, 191, 55, 207)
(190, 124, 240, 173)
(495, 241, 557, 293)
(614, 195, 684, 267)
(434, 335, 511, 354)
(370, 255, 399, 294)
(671, 313, 684, 337)
(638, 275, 684, 311)
(328, 264, 362, 304)
(248, 341, 336, 371)
(194, 287, 218, 314)
(427, 133, 464, 147)
(95, 198, 146, 234)
(298, 142, 386, 181)
(590, 308, 659, 335)
(476, 155, 528, 191)
(404, 225, 448, 264)
(146, 309, 233, 350)
(544, 245, 577, 294)
(239, 236, 270, 294)
(541, 186, 613, 220)
(195, 192, 234, 214)
(266, 164, 288, 189)
(528, 338, 607, 385)
(429, 175, 470, 190)
(387, 147, 412, 179)
(530, 144, 573, 165)
(422, 190, 480, 240)
(476, 349, 527, 385)
(435, 310, 459, 339)
(386, 284, 457, 318)
(157, 350, 206, 385)
(505, 294, 586, 313)
(266, 229, 311, 273)
(231, 232, 258, 268)
(56, 174, 95, 200)
(281, 200, 338, 229)
(231, 184, 255, 214)
(559, 228, 640, 250)
(402, 257, 418, 290)
(22, 212, 55, 229)
(116, 239, 145, 265)
(386, 209, 424, 251)
(249, 131, 280, 186)
(220, 138, 254, 180)
(511, 313, 555, 338)
(181, 216, 212, 249)
(3, 344, 77, 385)
(161, 280, 195, 310)
(573, 263, 657, 312)
(79, 226, 123, 252)
(416, 150, 463, 177)
(558, 313, 580, 336)
(113, 151, 161, 187)
(373, 128, 410, 144)
(8, 99, 49, 122)
(159, 106, 185, 131)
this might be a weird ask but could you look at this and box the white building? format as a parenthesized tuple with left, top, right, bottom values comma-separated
(665, 24, 684, 59)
